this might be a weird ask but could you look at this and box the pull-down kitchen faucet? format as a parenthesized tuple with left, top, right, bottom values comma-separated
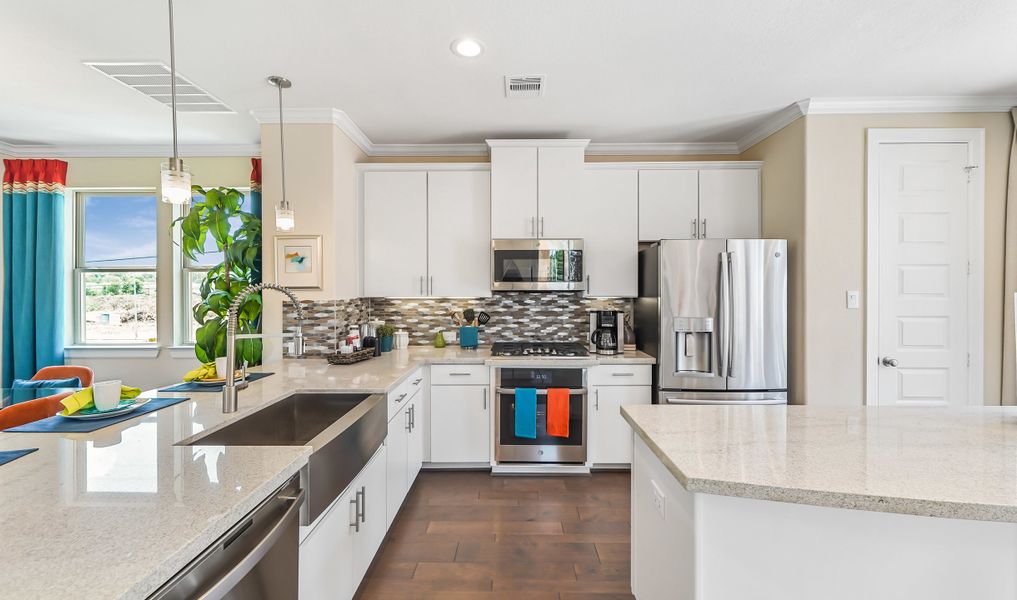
(222, 282, 305, 413)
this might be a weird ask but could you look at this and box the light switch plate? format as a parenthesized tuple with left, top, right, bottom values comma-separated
(650, 480, 666, 519)
(846, 290, 860, 310)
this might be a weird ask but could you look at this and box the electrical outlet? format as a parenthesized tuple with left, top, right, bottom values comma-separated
(846, 290, 860, 310)
(650, 480, 666, 519)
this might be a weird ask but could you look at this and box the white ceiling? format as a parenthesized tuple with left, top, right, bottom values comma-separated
(2, 0, 1016, 152)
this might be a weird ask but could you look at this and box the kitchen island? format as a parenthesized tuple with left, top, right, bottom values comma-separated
(621, 404, 1017, 600)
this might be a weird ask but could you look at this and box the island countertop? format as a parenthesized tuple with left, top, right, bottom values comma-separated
(622, 404, 1017, 524)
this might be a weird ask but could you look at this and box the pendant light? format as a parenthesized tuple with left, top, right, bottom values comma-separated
(160, 0, 191, 205)
(269, 75, 295, 231)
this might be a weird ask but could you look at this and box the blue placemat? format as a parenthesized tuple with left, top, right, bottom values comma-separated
(3, 396, 191, 434)
(159, 372, 274, 393)
(0, 448, 37, 466)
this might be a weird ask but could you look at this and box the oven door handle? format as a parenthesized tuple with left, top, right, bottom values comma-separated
(495, 387, 588, 396)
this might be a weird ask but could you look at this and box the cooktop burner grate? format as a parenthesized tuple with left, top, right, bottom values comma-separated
(490, 342, 590, 358)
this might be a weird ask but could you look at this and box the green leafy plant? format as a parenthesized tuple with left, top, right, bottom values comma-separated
(377, 324, 395, 338)
(171, 186, 262, 365)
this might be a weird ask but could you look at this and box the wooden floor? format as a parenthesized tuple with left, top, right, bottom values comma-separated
(356, 470, 634, 600)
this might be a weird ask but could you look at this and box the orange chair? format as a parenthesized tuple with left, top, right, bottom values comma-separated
(0, 391, 74, 430)
(32, 365, 94, 388)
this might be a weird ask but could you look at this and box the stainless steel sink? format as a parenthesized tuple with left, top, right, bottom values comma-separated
(181, 392, 387, 525)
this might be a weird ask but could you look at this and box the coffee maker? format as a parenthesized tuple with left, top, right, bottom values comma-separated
(588, 310, 624, 355)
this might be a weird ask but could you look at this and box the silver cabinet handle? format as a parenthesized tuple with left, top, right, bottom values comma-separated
(595, 388, 599, 410)
(406, 407, 412, 432)
(396, 393, 407, 403)
(449, 372, 471, 376)
(611, 372, 635, 377)
(540, 217, 544, 237)
(350, 496, 360, 532)
(691, 218, 698, 239)
(483, 387, 488, 410)
(882, 357, 899, 368)
(531, 216, 536, 237)
(359, 486, 366, 524)
(410, 405, 415, 430)
(429, 276, 434, 296)
(419, 275, 424, 295)
(412, 378, 423, 385)
(701, 219, 707, 238)
(586, 275, 591, 292)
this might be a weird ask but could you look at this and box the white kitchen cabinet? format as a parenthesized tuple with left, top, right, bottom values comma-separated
(363, 171, 428, 297)
(581, 169, 638, 297)
(299, 445, 386, 600)
(698, 168, 760, 239)
(638, 169, 699, 242)
(427, 171, 491, 296)
(430, 382, 490, 464)
(589, 383, 651, 465)
(535, 146, 586, 239)
(386, 391, 424, 528)
(407, 395, 423, 482)
(490, 146, 538, 238)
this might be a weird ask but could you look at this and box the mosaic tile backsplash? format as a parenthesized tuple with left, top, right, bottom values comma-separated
(283, 293, 631, 351)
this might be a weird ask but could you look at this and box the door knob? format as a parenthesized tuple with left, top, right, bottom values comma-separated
(881, 357, 899, 368)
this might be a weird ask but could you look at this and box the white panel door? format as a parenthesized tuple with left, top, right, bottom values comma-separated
(352, 445, 388, 587)
(638, 170, 699, 241)
(363, 171, 428, 296)
(299, 485, 355, 600)
(536, 146, 586, 238)
(491, 146, 538, 239)
(877, 143, 969, 406)
(698, 169, 760, 239)
(582, 169, 639, 297)
(590, 385, 651, 464)
(385, 406, 409, 528)
(427, 170, 491, 297)
(407, 395, 424, 484)
(430, 385, 490, 463)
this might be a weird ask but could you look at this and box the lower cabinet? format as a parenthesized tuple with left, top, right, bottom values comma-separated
(430, 383, 490, 463)
(588, 366, 652, 465)
(299, 444, 387, 600)
(386, 391, 423, 528)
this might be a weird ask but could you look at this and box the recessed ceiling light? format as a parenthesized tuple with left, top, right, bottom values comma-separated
(451, 38, 484, 58)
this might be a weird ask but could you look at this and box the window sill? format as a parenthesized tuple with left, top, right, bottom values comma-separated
(167, 345, 198, 359)
(64, 345, 161, 359)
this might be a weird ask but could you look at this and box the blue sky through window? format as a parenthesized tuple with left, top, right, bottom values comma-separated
(83, 195, 157, 267)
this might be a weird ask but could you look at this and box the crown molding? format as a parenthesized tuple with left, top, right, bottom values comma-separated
(0, 142, 260, 158)
(735, 100, 810, 152)
(369, 143, 489, 157)
(804, 96, 1017, 115)
(250, 107, 374, 155)
(586, 141, 740, 156)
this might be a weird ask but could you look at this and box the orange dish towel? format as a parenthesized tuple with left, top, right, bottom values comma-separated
(546, 388, 570, 438)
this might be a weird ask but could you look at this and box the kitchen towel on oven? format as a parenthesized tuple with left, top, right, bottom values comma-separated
(514, 388, 537, 439)
(546, 388, 569, 438)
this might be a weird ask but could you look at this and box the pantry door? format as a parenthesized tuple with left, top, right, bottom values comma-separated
(867, 129, 984, 407)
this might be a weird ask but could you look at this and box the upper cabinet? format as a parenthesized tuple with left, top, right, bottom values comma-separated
(581, 169, 639, 297)
(362, 166, 492, 298)
(638, 165, 760, 242)
(488, 140, 589, 239)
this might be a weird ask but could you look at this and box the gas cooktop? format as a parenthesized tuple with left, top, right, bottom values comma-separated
(490, 342, 590, 358)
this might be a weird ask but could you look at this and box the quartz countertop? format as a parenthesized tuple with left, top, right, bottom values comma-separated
(0, 345, 654, 600)
(622, 404, 1017, 524)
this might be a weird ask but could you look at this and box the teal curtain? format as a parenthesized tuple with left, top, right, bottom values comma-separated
(2, 159, 68, 387)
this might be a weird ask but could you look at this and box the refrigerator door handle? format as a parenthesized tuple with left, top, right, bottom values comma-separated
(726, 251, 735, 377)
(718, 251, 731, 378)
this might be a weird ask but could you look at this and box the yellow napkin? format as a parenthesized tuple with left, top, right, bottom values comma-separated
(59, 385, 143, 416)
(183, 363, 217, 382)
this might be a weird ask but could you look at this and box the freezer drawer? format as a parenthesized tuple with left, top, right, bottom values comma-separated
(659, 390, 787, 405)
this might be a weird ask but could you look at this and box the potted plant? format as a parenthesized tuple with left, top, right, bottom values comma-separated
(377, 324, 395, 353)
(171, 186, 262, 366)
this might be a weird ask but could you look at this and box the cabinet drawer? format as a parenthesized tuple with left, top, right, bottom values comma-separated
(589, 365, 651, 386)
(430, 365, 489, 386)
(405, 368, 425, 396)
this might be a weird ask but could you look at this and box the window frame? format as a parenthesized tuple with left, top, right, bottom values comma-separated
(72, 189, 160, 346)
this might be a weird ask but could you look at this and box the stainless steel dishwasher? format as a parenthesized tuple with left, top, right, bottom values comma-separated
(148, 474, 304, 600)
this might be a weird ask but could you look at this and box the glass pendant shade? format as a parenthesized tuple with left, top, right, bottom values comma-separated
(276, 205, 295, 231)
(160, 161, 192, 205)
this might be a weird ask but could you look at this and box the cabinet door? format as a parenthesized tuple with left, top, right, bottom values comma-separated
(430, 385, 490, 463)
(427, 171, 492, 297)
(299, 481, 356, 600)
(698, 168, 760, 239)
(581, 170, 638, 297)
(638, 170, 700, 241)
(353, 445, 388, 588)
(385, 406, 409, 529)
(363, 171, 429, 297)
(536, 146, 586, 239)
(590, 385, 651, 464)
(407, 395, 424, 485)
(491, 147, 538, 239)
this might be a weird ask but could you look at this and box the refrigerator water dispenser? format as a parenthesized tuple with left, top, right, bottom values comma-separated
(674, 317, 713, 374)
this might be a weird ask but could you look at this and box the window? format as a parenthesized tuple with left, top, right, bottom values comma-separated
(179, 189, 251, 344)
(74, 191, 158, 344)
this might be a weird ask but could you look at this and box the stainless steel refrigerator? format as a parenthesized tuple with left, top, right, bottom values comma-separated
(635, 239, 788, 405)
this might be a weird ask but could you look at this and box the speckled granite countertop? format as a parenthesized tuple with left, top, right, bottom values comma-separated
(622, 404, 1017, 524)
(0, 346, 654, 600)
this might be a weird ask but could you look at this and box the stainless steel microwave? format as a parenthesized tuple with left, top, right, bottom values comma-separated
(491, 239, 585, 292)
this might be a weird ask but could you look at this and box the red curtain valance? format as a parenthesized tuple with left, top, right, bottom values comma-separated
(250, 157, 261, 192)
(2, 159, 68, 192)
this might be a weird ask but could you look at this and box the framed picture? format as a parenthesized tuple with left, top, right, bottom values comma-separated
(275, 235, 323, 289)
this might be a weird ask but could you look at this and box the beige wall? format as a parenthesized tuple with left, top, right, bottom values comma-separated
(802, 113, 1012, 406)
(740, 119, 807, 403)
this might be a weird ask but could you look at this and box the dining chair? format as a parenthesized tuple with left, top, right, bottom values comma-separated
(0, 391, 74, 430)
(32, 365, 94, 388)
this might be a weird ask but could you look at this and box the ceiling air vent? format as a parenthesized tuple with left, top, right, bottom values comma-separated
(83, 62, 234, 113)
(505, 75, 546, 98)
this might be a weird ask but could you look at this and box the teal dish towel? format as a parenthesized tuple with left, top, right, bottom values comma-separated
(514, 388, 537, 439)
